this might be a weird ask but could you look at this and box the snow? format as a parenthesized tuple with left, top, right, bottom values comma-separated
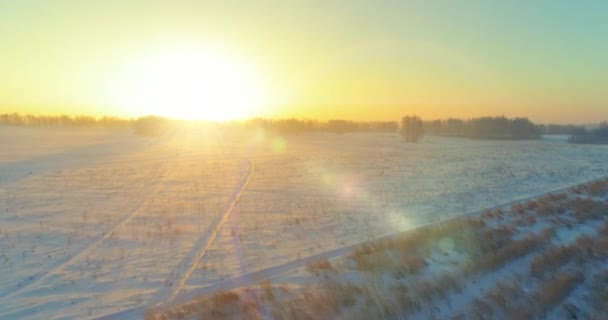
(1, 126, 608, 319)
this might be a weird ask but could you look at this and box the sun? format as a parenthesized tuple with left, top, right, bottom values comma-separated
(110, 44, 268, 121)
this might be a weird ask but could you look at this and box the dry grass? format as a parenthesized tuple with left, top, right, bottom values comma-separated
(530, 245, 577, 278)
(465, 229, 552, 275)
(351, 249, 394, 273)
(510, 203, 526, 216)
(352, 216, 485, 255)
(542, 192, 568, 203)
(599, 220, 608, 235)
(212, 291, 241, 306)
(537, 192, 569, 216)
(467, 225, 515, 255)
(532, 271, 584, 313)
(588, 180, 608, 196)
(593, 237, 608, 256)
(481, 210, 495, 219)
(259, 279, 275, 301)
(571, 184, 586, 195)
(399, 254, 427, 274)
(485, 280, 520, 312)
(525, 199, 539, 211)
(571, 197, 607, 221)
(305, 258, 333, 274)
(470, 298, 494, 319)
(352, 248, 426, 276)
(589, 271, 608, 313)
(144, 290, 243, 320)
(349, 216, 487, 274)
(145, 179, 608, 320)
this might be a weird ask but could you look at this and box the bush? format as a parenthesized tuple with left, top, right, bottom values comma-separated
(533, 272, 584, 312)
(569, 122, 608, 144)
(571, 198, 606, 221)
(400, 115, 424, 142)
(530, 245, 576, 278)
(589, 272, 608, 312)
(306, 258, 333, 274)
(588, 180, 608, 196)
(133, 116, 171, 136)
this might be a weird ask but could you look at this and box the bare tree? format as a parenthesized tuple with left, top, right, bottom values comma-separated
(400, 115, 424, 142)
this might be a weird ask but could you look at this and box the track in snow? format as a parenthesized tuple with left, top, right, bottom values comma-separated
(146, 159, 255, 307)
(94, 173, 608, 319)
(0, 156, 174, 303)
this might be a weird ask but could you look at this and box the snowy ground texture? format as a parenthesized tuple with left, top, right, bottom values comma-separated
(1, 126, 608, 319)
(148, 179, 608, 320)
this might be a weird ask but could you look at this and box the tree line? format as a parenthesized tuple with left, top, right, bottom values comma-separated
(568, 122, 608, 144)
(538, 124, 587, 135)
(0, 113, 131, 128)
(244, 118, 398, 134)
(422, 116, 541, 140)
(3, 112, 606, 144)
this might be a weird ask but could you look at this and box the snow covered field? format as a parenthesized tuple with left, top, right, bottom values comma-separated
(1, 126, 608, 319)
(155, 179, 608, 319)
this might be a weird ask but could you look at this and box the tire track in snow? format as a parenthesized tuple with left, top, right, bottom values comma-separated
(146, 159, 255, 307)
(0, 154, 175, 303)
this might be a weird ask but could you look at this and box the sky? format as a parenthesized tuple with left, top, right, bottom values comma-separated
(0, 0, 606, 123)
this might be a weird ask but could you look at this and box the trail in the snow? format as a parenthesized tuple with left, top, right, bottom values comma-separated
(146, 159, 256, 307)
(0, 155, 174, 303)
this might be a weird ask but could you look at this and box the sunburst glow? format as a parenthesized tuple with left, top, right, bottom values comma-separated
(110, 44, 268, 121)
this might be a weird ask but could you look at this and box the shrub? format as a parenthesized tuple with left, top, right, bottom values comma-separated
(594, 238, 608, 256)
(543, 192, 568, 203)
(133, 116, 171, 136)
(485, 281, 520, 311)
(533, 272, 584, 312)
(306, 258, 333, 274)
(400, 115, 424, 142)
(471, 298, 494, 318)
(589, 272, 608, 312)
(481, 210, 494, 219)
(526, 200, 539, 210)
(571, 198, 606, 220)
(530, 245, 576, 278)
(399, 254, 426, 274)
(211, 291, 240, 307)
(510, 204, 526, 216)
(599, 220, 608, 236)
(588, 180, 608, 196)
(352, 250, 394, 273)
(467, 231, 549, 275)
(535, 199, 555, 216)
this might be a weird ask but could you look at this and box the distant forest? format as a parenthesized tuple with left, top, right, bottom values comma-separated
(422, 118, 605, 142)
(246, 116, 593, 141)
(423, 116, 541, 140)
(242, 118, 398, 134)
(568, 122, 608, 144)
(423, 118, 597, 141)
(1, 112, 606, 144)
(0, 113, 131, 128)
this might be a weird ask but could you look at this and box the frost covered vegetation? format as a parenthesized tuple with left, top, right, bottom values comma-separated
(1, 122, 608, 319)
(148, 179, 608, 320)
